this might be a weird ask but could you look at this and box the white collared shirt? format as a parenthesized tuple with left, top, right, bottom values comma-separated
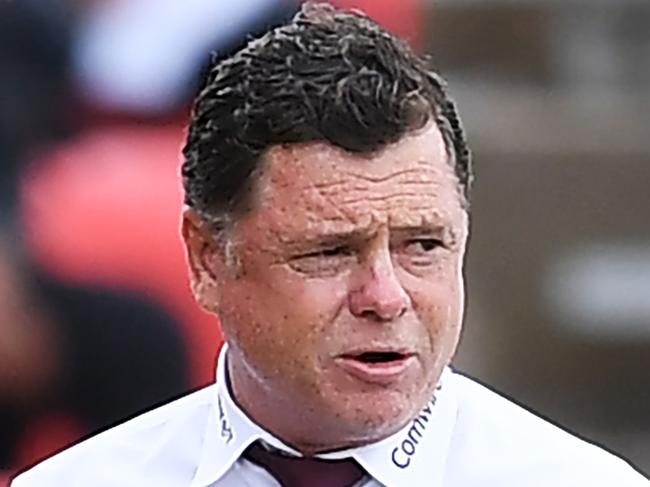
(13, 345, 648, 486)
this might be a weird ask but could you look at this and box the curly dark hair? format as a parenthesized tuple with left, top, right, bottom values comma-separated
(182, 2, 472, 229)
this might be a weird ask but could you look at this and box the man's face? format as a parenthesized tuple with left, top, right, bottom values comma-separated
(185, 123, 468, 450)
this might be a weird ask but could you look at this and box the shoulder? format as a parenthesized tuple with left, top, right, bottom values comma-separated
(11, 385, 216, 487)
(445, 371, 648, 486)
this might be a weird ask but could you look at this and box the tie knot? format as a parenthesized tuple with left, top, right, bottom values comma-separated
(243, 441, 367, 487)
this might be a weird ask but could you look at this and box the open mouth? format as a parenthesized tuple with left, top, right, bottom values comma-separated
(335, 350, 416, 384)
(350, 351, 409, 363)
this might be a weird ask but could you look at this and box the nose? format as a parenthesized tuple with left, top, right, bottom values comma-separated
(348, 249, 410, 322)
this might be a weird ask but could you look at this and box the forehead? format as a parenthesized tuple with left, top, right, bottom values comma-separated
(246, 124, 465, 239)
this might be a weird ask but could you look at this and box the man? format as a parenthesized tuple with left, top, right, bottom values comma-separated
(12, 3, 648, 486)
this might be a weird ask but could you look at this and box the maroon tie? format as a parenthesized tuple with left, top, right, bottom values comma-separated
(243, 441, 367, 487)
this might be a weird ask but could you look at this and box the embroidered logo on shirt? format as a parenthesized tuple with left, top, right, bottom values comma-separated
(217, 395, 234, 444)
(391, 384, 442, 469)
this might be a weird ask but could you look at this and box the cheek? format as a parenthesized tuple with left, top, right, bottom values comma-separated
(218, 274, 348, 366)
(409, 276, 464, 348)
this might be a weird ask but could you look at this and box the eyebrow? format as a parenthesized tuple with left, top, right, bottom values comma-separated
(279, 230, 367, 249)
(387, 223, 448, 234)
(279, 222, 450, 248)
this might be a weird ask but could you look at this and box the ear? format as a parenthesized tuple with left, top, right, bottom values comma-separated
(181, 207, 226, 314)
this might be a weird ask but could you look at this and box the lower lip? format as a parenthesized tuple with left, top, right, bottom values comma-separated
(334, 355, 416, 385)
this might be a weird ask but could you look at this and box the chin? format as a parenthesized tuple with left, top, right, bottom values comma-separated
(330, 390, 420, 444)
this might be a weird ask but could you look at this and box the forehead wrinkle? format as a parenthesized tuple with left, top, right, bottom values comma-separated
(334, 177, 459, 222)
(260, 190, 464, 249)
(344, 164, 440, 184)
(309, 164, 454, 202)
(310, 179, 351, 192)
(305, 182, 370, 229)
(262, 168, 363, 236)
(299, 176, 449, 232)
(258, 127, 462, 241)
(341, 191, 430, 205)
(263, 170, 459, 238)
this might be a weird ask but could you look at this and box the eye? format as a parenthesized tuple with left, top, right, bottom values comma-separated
(396, 238, 446, 270)
(302, 246, 352, 259)
(322, 246, 350, 257)
(288, 246, 354, 276)
(407, 238, 444, 253)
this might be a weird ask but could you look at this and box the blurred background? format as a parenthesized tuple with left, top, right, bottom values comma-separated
(0, 0, 647, 483)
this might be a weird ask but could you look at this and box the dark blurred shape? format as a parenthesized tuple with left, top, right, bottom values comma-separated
(0, 264, 189, 471)
(21, 125, 223, 387)
(0, 0, 75, 216)
(0, 0, 191, 475)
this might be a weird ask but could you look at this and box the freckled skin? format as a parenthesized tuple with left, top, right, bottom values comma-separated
(183, 123, 469, 454)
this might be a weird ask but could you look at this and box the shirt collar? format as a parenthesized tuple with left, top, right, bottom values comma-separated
(191, 345, 458, 487)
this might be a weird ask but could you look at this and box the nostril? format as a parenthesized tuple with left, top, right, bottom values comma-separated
(359, 310, 376, 320)
(356, 306, 406, 322)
